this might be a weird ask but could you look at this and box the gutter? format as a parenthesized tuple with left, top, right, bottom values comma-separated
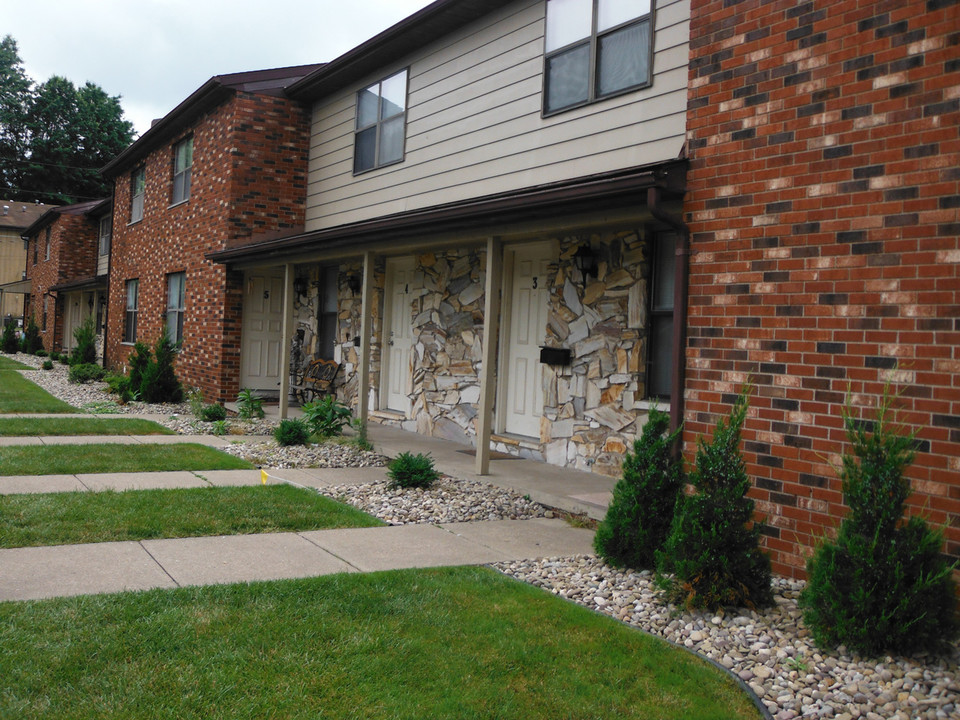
(647, 187, 690, 451)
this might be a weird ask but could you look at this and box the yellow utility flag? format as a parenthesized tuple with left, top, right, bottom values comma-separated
(261, 469, 268, 485)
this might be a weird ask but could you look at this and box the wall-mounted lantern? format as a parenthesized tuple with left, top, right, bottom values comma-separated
(572, 244, 597, 290)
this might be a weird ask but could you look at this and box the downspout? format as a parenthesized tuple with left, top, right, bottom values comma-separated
(647, 186, 690, 452)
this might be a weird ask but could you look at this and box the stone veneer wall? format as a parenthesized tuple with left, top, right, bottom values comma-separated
(293, 228, 657, 475)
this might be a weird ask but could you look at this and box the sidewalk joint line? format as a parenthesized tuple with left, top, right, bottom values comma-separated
(139, 541, 181, 588)
(74, 474, 93, 491)
(297, 531, 363, 573)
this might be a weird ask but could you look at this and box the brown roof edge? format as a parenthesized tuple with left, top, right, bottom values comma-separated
(49, 275, 108, 293)
(20, 198, 111, 238)
(207, 159, 687, 265)
(102, 64, 323, 179)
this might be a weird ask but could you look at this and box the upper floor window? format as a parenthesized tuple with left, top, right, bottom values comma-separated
(44, 228, 50, 261)
(544, 0, 653, 115)
(98, 215, 112, 256)
(32, 235, 37, 265)
(354, 69, 408, 174)
(646, 232, 675, 400)
(172, 136, 193, 204)
(130, 167, 145, 223)
(123, 279, 138, 344)
(165, 271, 186, 344)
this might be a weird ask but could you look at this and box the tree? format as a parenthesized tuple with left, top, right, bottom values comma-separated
(0, 35, 134, 203)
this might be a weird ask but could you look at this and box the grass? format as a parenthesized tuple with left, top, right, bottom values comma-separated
(0, 356, 31, 370)
(0, 370, 78, 414)
(0, 417, 174, 436)
(0, 567, 763, 720)
(0, 443, 252, 476)
(0, 484, 384, 547)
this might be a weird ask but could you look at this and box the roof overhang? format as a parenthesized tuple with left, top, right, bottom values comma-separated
(207, 159, 687, 266)
(288, 0, 516, 102)
(49, 276, 108, 293)
(0, 279, 32, 294)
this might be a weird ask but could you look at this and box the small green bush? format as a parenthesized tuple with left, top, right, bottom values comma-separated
(350, 418, 374, 451)
(68, 363, 107, 384)
(301, 395, 352, 437)
(211, 420, 229, 436)
(1, 322, 18, 353)
(41, 359, 53, 370)
(128, 341, 151, 392)
(139, 329, 183, 404)
(49, 350, 60, 361)
(594, 407, 683, 570)
(34, 349, 47, 357)
(237, 388, 265, 420)
(59, 355, 69, 365)
(387, 452, 439, 489)
(187, 386, 205, 418)
(274, 418, 311, 446)
(200, 404, 227, 422)
(800, 388, 958, 656)
(657, 386, 773, 611)
(20, 316, 41, 354)
(69, 316, 97, 366)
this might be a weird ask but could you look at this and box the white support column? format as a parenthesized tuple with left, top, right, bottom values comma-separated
(475, 236, 502, 476)
(278, 263, 294, 419)
(357, 251, 375, 427)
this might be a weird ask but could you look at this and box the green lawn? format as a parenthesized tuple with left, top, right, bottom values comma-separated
(0, 484, 383, 547)
(0, 444, 252, 476)
(0, 567, 763, 720)
(0, 417, 174, 436)
(0, 370, 77, 414)
(0, 356, 30, 370)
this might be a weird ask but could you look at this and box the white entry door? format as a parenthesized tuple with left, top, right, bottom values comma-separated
(501, 243, 551, 437)
(381, 256, 415, 415)
(240, 270, 284, 393)
(64, 293, 83, 351)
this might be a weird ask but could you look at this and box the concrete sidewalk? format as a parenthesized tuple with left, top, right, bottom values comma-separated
(0, 518, 594, 602)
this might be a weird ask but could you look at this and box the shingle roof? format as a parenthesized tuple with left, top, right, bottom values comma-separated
(0, 200, 56, 231)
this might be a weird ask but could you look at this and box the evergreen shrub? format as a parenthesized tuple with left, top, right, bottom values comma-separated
(200, 404, 227, 422)
(41, 359, 53, 370)
(138, 330, 183, 404)
(387, 452, 439, 489)
(800, 388, 958, 656)
(657, 386, 773, 611)
(68, 363, 106, 384)
(69, 316, 97, 365)
(274, 418, 311, 446)
(128, 341, 151, 392)
(1, 322, 18, 353)
(20, 316, 41, 354)
(594, 407, 682, 569)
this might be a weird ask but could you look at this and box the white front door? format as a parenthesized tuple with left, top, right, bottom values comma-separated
(501, 243, 551, 437)
(381, 256, 415, 415)
(64, 293, 83, 351)
(240, 269, 284, 393)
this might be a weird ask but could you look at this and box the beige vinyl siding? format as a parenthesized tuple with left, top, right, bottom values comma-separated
(306, 0, 689, 231)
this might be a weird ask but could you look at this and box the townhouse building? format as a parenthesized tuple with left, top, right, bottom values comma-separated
(0, 200, 51, 325)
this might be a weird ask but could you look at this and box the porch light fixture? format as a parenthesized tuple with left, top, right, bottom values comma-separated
(346, 273, 362, 295)
(87, 296, 94, 312)
(293, 276, 308, 296)
(572, 244, 597, 290)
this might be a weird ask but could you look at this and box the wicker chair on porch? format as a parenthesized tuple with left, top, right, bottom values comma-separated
(291, 358, 339, 404)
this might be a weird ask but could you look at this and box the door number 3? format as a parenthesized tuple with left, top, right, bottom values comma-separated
(532, 277, 538, 289)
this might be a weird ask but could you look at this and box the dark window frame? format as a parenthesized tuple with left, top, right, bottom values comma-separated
(353, 68, 409, 175)
(123, 278, 138, 344)
(542, 0, 655, 117)
(646, 232, 675, 400)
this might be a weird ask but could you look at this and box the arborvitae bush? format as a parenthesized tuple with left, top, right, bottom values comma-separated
(657, 387, 773, 611)
(1, 322, 18, 353)
(128, 341, 151, 392)
(68, 363, 106, 384)
(20, 316, 41, 354)
(69, 316, 97, 365)
(594, 407, 682, 569)
(387, 452, 439, 489)
(800, 389, 958, 656)
(274, 418, 311, 446)
(200, 404, 227, 422)
(139, 329, 183, 404)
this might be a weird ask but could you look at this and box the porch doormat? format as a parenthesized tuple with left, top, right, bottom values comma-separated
(457, 449, 523, 460)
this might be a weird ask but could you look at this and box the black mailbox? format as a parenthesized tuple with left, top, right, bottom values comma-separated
(539, 346, 572, 366)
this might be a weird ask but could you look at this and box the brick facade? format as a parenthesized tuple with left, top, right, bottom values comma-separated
(104, 91, 311, 402)
(684, 0, 960, 578)
(24, 211, 99, 352)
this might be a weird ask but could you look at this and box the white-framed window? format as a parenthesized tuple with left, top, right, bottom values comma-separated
(172, 137, 193, 205)
(165, 271, 186, 344)
(354, 68, 408, 174)
(130, 167, 145, 223)
(123, 279, 138, 344)
(646, 232, 675, 399)
(544, 0, 653, 115)
(98, 215, 112, 256)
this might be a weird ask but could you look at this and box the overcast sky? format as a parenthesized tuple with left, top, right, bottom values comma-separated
(4, 0, 435, 136)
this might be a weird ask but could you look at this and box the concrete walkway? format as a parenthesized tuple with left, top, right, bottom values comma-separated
(0, 422, 612, 602)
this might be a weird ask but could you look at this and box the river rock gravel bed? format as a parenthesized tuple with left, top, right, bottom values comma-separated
(219, 439, 387, 469)
(492, 556, 960, 720)
(325, 476, 548, 525)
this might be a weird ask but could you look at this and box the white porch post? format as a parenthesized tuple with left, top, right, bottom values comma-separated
(357, 250, 375, 427)
(475, 236, 502, 476)
(278, 263, 294, 419)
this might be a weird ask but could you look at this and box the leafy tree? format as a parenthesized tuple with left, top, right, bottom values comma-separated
(0, 35, 134, 203)
(800, 389, 958, 655)
(657, 386, 773, 611)
(594, 407, 683, 569)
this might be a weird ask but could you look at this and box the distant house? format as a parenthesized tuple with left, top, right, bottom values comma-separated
(100, 65, 320, 400)
(0, 200, 54, 327)
(208, 0, 691, 477)
(21, 199, 111, 355)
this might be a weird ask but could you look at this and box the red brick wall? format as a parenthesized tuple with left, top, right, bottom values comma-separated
(105, 91, 311, 402)
(684, 0, 960, 579)
(25, 214, 98, 352)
